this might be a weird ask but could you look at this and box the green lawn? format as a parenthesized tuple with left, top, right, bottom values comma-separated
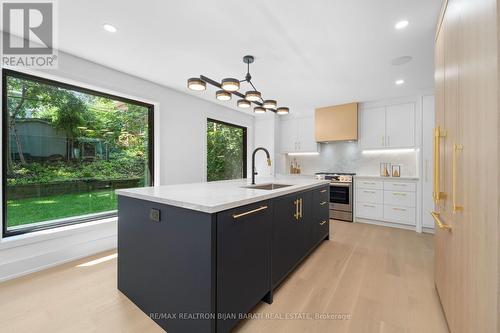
(7, 190, 118, 228)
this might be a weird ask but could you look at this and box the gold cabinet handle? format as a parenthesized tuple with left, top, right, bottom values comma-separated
(430, 211, 451, 231)
(233, 206, 268, 219)
(393, 192, 407, 196)
(320, 220, 327, 226)
(392, 207, 407, 212)
(452, 143, 464, 212)
(433, 127, 447, 203)
(363, 204, 376, 208)
(382, 135, 385, 146)
(320, 201, 327, 206)
(294, 199, 299, 220)
(299, 198, 303, 218)
(363, 190, 376, 193)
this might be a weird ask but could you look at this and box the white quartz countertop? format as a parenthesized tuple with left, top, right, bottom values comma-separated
(116, 177, 330, 213)
(355, 175, 419, 181)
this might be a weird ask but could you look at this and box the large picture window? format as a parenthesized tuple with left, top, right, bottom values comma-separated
(2, 69, 154, 237)
(207, 119, 247, 182)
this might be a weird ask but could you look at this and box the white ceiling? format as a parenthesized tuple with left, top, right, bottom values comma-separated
(56, 0, 441, 116)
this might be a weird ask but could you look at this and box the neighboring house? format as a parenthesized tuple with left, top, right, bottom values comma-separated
(9, 118, 105, 161)
(10, 119, 67, 160)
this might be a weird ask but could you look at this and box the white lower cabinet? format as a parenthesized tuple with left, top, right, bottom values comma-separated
(356, 203, 384, 220)
(383, 205, 416, 225)
(356, 177, 417, 228)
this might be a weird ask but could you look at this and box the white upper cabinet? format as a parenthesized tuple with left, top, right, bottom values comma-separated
(359, 103, 416, 149)
(360, 107, 386, 149)
(385, 103, 415, 148)
(279, 116, 319, 153)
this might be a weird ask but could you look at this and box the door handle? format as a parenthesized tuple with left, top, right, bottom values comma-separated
(382, 135, 385, 146)
(320, 201, 327, 206)
(387, 136, 390, 147)
(430, 211, 451, 231)
(433, 127, 447, 203)
(232, 206, 268, 219)
(320, 189, 327, 193)
(320, 220, 327, 226)
(452, 143, 464, 212)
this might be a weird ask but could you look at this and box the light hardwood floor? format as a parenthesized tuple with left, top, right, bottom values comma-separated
(0, 221, 449, 333)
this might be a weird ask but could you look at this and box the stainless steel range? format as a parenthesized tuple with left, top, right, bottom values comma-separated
(315, 173, 355, 222)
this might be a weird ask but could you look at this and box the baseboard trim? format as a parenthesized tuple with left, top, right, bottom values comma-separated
(354, 217, 416, 231)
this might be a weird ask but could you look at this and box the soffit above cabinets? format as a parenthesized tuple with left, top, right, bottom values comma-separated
(315, 103, 358, 142)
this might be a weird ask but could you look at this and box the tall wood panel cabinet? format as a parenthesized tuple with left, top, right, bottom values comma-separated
(433, 0, 499, 332)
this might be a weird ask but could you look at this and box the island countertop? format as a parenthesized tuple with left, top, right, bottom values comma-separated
(116, 176, 330, 213)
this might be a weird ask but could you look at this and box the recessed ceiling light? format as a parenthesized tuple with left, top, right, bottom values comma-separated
(395, 79, 405, 85)
(395, 20, 409, 30)
(103, 24, 118, 33)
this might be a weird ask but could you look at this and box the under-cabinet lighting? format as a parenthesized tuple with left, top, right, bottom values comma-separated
(77, 253, 117, 267)
(287, 152, 320, 156)
(361, 148, 416, 154)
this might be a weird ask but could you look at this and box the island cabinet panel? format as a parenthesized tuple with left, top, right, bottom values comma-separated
(117, 196, 216, 333)
(312, 185, 330, 244)
(216, 200, 272, 333)
(117, 183, 330, 333)
(272, 190, 313, 287)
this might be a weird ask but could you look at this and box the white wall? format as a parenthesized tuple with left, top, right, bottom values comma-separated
(0, 48, 255, 281)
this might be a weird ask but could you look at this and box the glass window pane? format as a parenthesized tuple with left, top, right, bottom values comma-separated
(207, 119, 246, 181)
(4, 72, 153, 236)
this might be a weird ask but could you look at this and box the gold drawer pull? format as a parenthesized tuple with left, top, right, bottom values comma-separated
(233, 206, 268, 219)
(320, 189, 327, 193)
(299, 198, 303, 218)
(363, 182, 376, 185)
(320, 201, 327, 206)
(363, 190, 376, 193)
(294, 199, 299, 220)
(393, 183, 407, 187)
(363, 204, 376, 208)
(392, 207, 407, 212)
(320, 220, 327, 226)
(430, 211, 451, 231)
(393, 193, 407, 196)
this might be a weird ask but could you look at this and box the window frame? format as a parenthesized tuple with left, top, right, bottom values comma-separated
(2, 69, 155, 237)
(206, 118, 247, 181)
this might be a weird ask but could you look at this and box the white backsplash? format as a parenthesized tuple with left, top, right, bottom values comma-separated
(284, 142, 418, 177)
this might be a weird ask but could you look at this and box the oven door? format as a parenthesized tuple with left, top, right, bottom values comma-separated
(329, 183, 352, 212)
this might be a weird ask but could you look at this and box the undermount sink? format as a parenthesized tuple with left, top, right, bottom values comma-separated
(242, 183, 293, 190)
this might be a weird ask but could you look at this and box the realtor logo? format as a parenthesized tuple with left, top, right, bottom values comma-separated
(1, 0, 58, 68)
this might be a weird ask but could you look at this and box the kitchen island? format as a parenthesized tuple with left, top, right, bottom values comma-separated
(116, 177, 330, 333)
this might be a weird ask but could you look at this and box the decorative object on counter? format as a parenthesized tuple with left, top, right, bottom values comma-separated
(392, 164, 401, 177)
(380, 162, 391, 177)
(290, 158, 301, 174)
(187, 55, 290, 115)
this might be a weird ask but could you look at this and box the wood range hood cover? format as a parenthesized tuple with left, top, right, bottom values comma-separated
(315, 102, 358, 142)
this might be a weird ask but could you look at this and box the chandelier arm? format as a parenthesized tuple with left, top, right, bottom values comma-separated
(198, 74, 277, 113)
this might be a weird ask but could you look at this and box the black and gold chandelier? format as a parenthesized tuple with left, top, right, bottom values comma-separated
(187, 55, 289, 115)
